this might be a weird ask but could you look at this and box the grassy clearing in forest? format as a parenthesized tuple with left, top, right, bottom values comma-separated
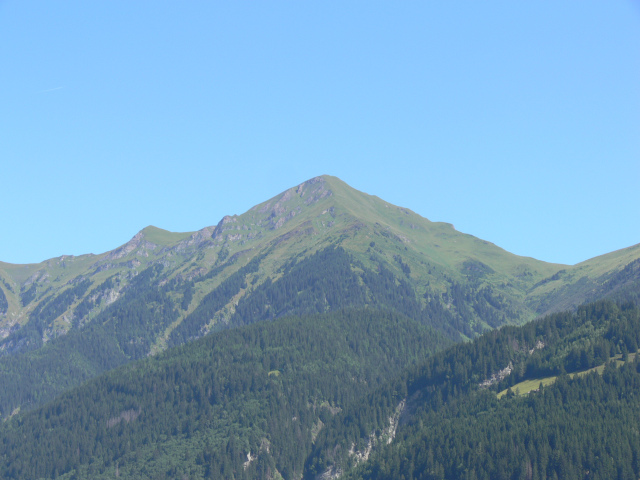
(497, 352, 638, 399)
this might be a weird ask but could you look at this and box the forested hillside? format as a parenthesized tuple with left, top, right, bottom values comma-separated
(0, 309, 447, 480)
(346, 359, 640, 480)
(1, 301, 638, 479)
(0, 265, 181, 416)
(0, 245, 521, 418)
(306, 301, 640, 480)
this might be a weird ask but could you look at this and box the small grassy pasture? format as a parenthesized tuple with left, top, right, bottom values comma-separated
(498, 352, 638, 399)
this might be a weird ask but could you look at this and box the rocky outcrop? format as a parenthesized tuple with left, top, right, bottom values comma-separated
(103, 231, 159, 261)
(176, 226, 215, 250)
(24, 270, 49, 287)
(211, 215, 241, 242)
(106, 408, 141, 429)
(479, 363, 513, 388)
(316, 400, 406, 480)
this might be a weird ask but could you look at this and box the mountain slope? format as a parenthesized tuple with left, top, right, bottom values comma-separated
(527, 242, 640, 314)
(0, 175, 638, 418)
(0, 175, 560, 343)
(2, 300, 638, 480)
(306, 301, 640, 480)
(0, 309, 448, 480)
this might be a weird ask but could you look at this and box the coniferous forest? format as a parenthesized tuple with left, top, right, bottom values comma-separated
(0, 309, 446, 479)
(0, 301, 639, 479)
(308, 301, 640, 480)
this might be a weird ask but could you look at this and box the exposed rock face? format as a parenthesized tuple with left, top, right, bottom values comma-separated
(24, 270, 49, 287)
(210, 177, 334, 246)
(305, 185, 332, 205)
(317, 400, 406, 480)
(212, 215, 239, 241)
(349, 399, 406, 462)
(104, 289, 120, 306)
(104, 232, 145, 260)
(385, 399, 405, 444)
(296, 175, 334, 206)
(217, 215, 238, 229)
(0, 320, 20, 341)
(104, 232, 159, 261)
(479, 363, 513, 388)
(263, 177, 333, 231)
(106, 408, 141, 429)
(529, 340, 545, 354)
(176, 226, 215, 250)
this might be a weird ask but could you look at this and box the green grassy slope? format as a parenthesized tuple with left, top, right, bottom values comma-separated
(0, 175, 637, 418)
(528, 243, 640, 314)
(3, 174, 636, 345)
(138, 225, 194, 246)
(496, 352, 638, 398)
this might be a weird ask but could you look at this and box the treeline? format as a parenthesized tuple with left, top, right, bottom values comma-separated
(230, 247, 367, 326)
(1, 278, 93, 355)
(229, 246, 517, 342)
(0, 325, 128, 418)
(0, 265, 180, 417)
(0, 285, 7, 315)
(0, 309, 446, 480)
(73, 275, 117, 323)
(168, 253, 265, 346)
(0, 244, 533, 419)
(172, 246, 524, 349)
(497, 300, 640, 388)
(595, 257, 640, 306)
(20, 283, 37, 307)
(432, 281, 518, 337)
(2, 294, 638, 479)
(95, 264, 179, 359)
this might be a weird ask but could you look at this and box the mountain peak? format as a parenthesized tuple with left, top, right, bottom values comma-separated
(139, 226, 193, 246)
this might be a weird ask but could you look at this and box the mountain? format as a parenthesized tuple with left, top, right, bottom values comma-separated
(527, 242, 640, 313)
(0, 309, 448, 480)
(1, 301, 638, 479)
(0, 175, 638, 418)
(308, 300, 640, 480)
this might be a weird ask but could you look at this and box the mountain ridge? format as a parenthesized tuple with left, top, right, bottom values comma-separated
(1, 174, 637, 340)
(1, 175, 636, 329)
(0, 175, 638, 418)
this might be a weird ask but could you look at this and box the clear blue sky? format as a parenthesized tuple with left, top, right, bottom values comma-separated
(2, 1, 638, 265)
